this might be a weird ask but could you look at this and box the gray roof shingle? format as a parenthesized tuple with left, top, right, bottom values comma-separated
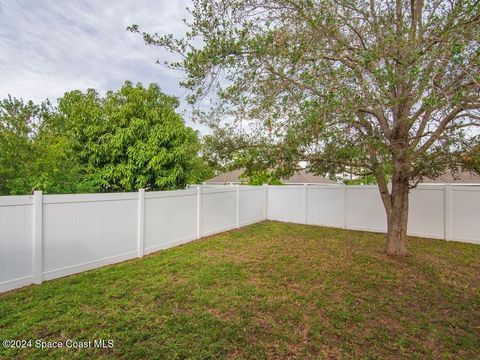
(422, 171, 480, 184)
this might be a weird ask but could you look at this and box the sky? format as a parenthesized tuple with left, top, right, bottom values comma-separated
(0, 0, 209, 131)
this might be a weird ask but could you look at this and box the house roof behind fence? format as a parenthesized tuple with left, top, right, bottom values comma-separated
(422, 171, 480, 184)
(205, 169, 336, 184)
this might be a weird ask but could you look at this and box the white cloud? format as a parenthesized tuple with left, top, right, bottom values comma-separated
(0, 0, 209, 132)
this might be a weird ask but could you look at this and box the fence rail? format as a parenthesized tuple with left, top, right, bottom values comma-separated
(1, 184, 479, 293)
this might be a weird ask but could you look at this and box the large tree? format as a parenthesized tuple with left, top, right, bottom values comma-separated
(0, 96, 88, 195)
(131, 0, 480, 255)
(0, 82, 208, 194)
(57, 81, 202, 191)
(0, 96, 39, 194)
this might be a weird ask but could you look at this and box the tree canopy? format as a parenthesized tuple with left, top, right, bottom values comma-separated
(0, 82, 211, 195)
(131, 0, 480, 255)
(57, 82, 202, 191)
(0, 96, 88, 195)
(0, 96, 40, 194)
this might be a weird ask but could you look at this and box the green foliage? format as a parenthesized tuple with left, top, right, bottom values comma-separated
(0, 82, 204, 195)
(0, 97, 89, 195)
(31, 120, 99, 194)
(201, 125, 297, 182)
(463, 144, 480, 174)
(187, 156, 215, 184)
(57, 82, 201, 191)
(0, 96, 39, 194)
(343, 174, 378, 186)
(239, 169, 282, 185)
(131, 0, 480, 185)
(132, 1, 479, 252)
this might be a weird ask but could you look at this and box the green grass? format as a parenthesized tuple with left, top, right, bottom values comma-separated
(1, 221, 479, 359)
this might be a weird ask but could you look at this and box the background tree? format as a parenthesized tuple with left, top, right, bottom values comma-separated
(343, 174, 379, 186)
(131, 0, 480, 255)
(0, 82, 208, 194)
(0, 96, 39, 194)
(202, 126, 286, 184)
(57, 81, 202, 191)
(0, 96, 102, 195)
(31, 108, 98, 194)
(187, 156, 215, 184)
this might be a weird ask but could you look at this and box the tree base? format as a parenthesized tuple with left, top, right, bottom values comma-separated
(385, 235, 408, 256)
(385, 248, 408, 256)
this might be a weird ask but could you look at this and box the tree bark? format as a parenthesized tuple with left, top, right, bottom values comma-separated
(385, 180, 409, 256)
(385, 157, 410, 256)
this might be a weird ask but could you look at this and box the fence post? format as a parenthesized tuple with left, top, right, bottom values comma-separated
(197, 186, 202, 239)
(444, 184, 451, 241)
(33, 190, 43, 285)
(137, 189, 145, 257)
(236, 185, 240, 229)
(263, 184, 268, 220)
(343, 184, 347, 229)
(304, 184, 308, 224)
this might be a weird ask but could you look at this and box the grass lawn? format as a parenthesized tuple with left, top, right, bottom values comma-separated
(1, 221, 479, 359)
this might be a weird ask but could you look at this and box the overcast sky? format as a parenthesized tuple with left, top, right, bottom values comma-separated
(0, 0, 209, 130)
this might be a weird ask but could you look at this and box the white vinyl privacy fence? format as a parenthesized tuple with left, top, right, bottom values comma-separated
(267, 184, 480, 242)
(0, 186, 266, 293)
(1, 184, 479, 293)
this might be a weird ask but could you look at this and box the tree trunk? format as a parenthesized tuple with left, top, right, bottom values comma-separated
(385, 164, 410, 256)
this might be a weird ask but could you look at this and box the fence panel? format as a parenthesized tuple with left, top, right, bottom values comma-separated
(407, 185, 445, 239)
(0, 196, 34, 292)
(1, 184, 479, 294)
(238, 186, 265, 227)
(267, 186, 305, 223)
(42, 193, 138, 281)
(202, 187, 237, 236)
(346, 186, 387, 233)
(449, 186, 480, 244)
(307, 185, 345, 228)
(144, 190, 198, 254)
